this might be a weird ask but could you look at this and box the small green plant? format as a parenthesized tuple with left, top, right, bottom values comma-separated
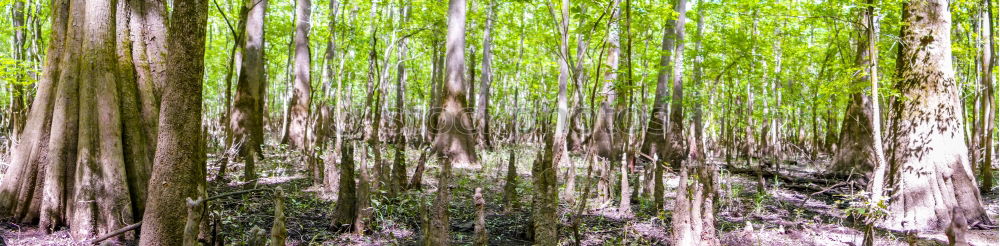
(751, 190, 770, 214)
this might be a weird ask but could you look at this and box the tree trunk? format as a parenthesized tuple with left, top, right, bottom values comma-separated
(646, 0, 679, 212)
(502, 148, 518, 211)
(553, 0, 571, 205)
(476, 0, 495, 149)
(0, 0, 166, 239)
(9, 0, 28, 140)
(391, 2, 411, 197)
(331, 144, 357, 230)
(426, 0, 475, 244)
(230, 0, 268, 183)
(138, 0, 209, 242)
(217, 2, 249, 181)
(831, 93, 875, 175)
(354, 143, 371, 234)
(672, 126, 719, 245)
(532, 139, 558, 245)
(286, 0, 312, 150)
(665, 0, 688, 170)
(976, 0, 996, 193)
(322, 0, 341, 191)
(831, 7, 879, 176)
(590, 0, 621, 161)
(883, 0, 991, 231)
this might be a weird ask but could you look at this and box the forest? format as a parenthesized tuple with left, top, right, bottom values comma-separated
(0, 0, 997, 245)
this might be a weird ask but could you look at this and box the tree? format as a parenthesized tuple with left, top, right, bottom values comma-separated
(532, 137, 558, 245)
(591, 0, 621, 206)
(322, 0, 342, 192)
(331, 143, 357, 230)
(550, 0, 570, 203)
(476, 0, 496, 149)
(230, 0, 268, 183)
(426, 0, 476, 243)
(664, 0, 688, 170)
(882, 0, 992, 231)
(645, 0, 679, 212)
(0, 0, 165, 239)
(138, 0, 210, 242)
(830, 5, 879, 176)
(391, 1, 412, 197)
(431, 0, 478, 167)
(285, 0, 312, 151)
(670, 128, 718, 245)
(974, 0, 996, 193)
(591, 0, 621, 161)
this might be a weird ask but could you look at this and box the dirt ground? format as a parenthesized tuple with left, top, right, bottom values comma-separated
(2, 145, 998, 245)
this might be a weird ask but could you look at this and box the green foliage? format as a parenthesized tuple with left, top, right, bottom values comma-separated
(0, 57, 37, 86)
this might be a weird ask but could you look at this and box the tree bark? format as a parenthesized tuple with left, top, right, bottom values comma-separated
(331, 144, 357, 230)
(531, 139, 558, 245)
(230, 0, 268, 183)
(883, 0, 992, 231)
(665, 0, 688, 169)
(322, 0, 341, 191)
(552, 0, 572, 205)
(975, 0, 996, 193)
(391, 1, 411, 197)
(591, 0, 621, 161)
(286, 0, 312, 150)
(590, 0, 621, 207)
(646, 0, 679, 212)
(0, 0, 166, 239)
(502, 148, 518, 211)
(476, 0, 495, 149)
(138, 0, 209, 242)
(831, 7, 879, 176)
(473, 188, 488, 246)
(426, 0, 475, 244)
(671, 127, 719, 245)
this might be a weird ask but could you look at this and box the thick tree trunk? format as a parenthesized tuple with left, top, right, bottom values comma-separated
(671, 128, 719, 245)
(641, 0, 676, 161)
(354, 143, 371, 234)
(331, 144, 357, 230)
(590, 0, 621, 208)
(426, 0, 475, 244)
(831, 94, 875, 175)
(138, 0, 209, 242)
(286, 0, 312, 150)
(531, 139, 558, 245)
(230, 0, 268, 183)
(431, 0, 477, 166)
(0, 0, 166, 240)
(883, 0, 992, 231)
(665, 0, 688, 169)
(590, 0, 621, 161)
(646, 0, 679, 212)
(831, 8, 878, 176)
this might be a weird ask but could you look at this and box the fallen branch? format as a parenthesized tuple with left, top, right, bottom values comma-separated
(798, 181, 853, 207)
(85, 222, 143, 245)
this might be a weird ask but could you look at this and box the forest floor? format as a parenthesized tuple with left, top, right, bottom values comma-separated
(1, 144, 997, 245)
